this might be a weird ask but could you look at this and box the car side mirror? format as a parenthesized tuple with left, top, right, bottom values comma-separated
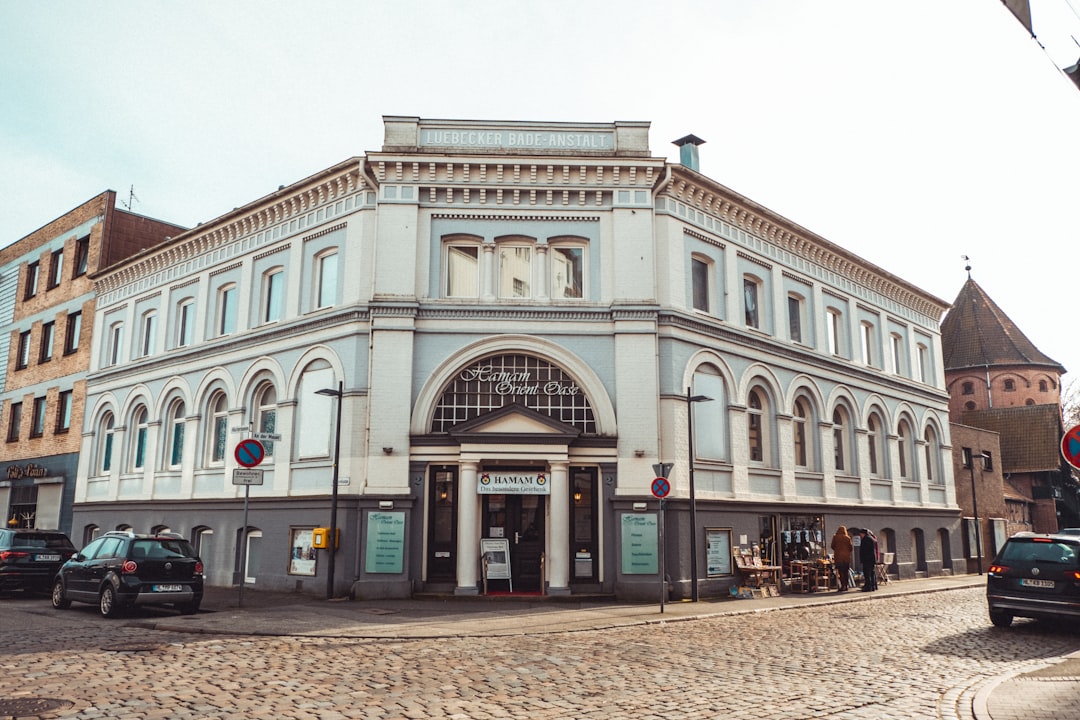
(74, 552, 86, 562)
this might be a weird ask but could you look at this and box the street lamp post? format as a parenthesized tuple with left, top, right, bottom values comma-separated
(686, 387, 713, 602)
(968, 449, 988, 575)
(316, 382, 343, 599)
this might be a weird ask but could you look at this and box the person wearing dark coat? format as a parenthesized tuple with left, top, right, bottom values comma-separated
(858, 528, 878, 591)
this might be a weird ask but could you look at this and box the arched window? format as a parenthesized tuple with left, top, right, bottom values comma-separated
(98, 412, 116, 475)
(299, 365, 336, 458)
(748, 388, 771, 464)
(166, 399, 186, 469)
(176, 298, 196, 348)
(832, 406, 853, 473)
(692, 368, 727, 461)
(254, 383, 277, 457)
(691, 256, 711, 313)
(867, 412, 886, 478)
(793, 397, 814, 470)
(316, 250, 339, 309)
(1039, 380, 1048, 392)
(924, 426, 942, 484)
(130, 406, 149, 471)
(216, 283, 237, 336)
(897, 418, 914, 480)
(262, 268, 284, 323)
(206, 392, 229, 465)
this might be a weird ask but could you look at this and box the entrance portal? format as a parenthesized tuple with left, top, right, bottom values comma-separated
(483, 494, 545, 592)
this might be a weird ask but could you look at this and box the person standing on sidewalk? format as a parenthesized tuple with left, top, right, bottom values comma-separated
(858, 528, 878, 591)
(830, 526, 853, 592)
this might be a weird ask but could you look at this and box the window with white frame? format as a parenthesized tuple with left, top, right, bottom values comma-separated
(299, 366, 335, 458)
(917, 343, 929, 383)
(316, 250, 338, 309)
(788, 294, 804, 343)
(693, 368, 727, 461)
(98, 412, 115, 474)
(925, 426, 941, 483)
(206, 392, 228, 465)
(743, 276, 761, 329)
(691, 257, 710, 313)
(263, 269, 284, 323)
(827, 308, 843, 356)
(131, 406, 148, 471)
(217, 284, 237, 336)
(166, 399, 185, 469)
(793, 397, 814, 469)
(446, 243, 480, 298)
(891, 333, 904, 375)
(747, 388, 768, 463)
(140, 311, 157, 357)
(254, 383, 277, 457)
(867, 412, 885, 477)
(832, 406, 853, 473)
(861, 322, 875, 367)
(549, 242, 584, 299)
(498, 242, 532, 298)
(176, 300, 195, 348)
(107, 322, 123, 366)
(897, 418, 913, 479)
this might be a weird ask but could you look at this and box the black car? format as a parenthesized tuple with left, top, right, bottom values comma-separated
(0, 528, 76, 594)
(986, 532, 1080, 627)
(51, 530, 203, 617)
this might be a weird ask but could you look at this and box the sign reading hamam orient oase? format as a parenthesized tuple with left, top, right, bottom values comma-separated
(477, 472, 550, 495)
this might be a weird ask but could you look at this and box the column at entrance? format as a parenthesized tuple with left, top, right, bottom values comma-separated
(455, 461, 480, 595)
(548, 461, 570, 595)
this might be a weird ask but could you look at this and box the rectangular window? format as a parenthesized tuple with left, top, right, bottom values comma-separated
(64, 311, 81, 354)
(891, 334, 903, 375)
(16, 331, 30, 369)
(981, 452, 993, 471)
(861, 323, 874, 366)
(498, 246, 531, 298)
(264, 271, 283, 322)
(917, 344, 929, 383)
(24, 262, 39, 299)
(219, 286, 237, 335)
(212, 415, 228, 462)
(30, 397, 46, 438)
(108, 324, 123, 366)
(134, 426, 147, 470)
(177, 302, 194, 347)
(743, 278, 759, 328)
(141, 314, 156, 357)
(48, 249, 63, 288)
(691, 258, 709, 312)
(74, 235, 90, 277)
(827, 310, 842, 356)
(551, 246, 584, 299)
(170, 422, 185, 467)
(39, 321, 54, 363)
(317, 252, 338, 308)
(788, 296, 803, 343)
(446, 246, 479, 298)
(961, 447, 973, 469)
(7, 402, 21, 442)
(55, 390, 72, 433)
(102, 433, 113, 473)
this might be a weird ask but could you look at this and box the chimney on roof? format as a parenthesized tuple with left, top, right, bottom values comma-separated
(672, 134, 706, 172)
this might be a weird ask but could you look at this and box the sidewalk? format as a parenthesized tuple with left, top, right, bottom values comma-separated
(130, 574, 1080, 720)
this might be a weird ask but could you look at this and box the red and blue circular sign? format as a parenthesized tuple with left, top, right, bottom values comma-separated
(1062, 425, 1080, 471)
(651, 477, 671, 499)
(235, 439, 266, 468)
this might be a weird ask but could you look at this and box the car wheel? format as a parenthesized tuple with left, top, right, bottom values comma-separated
(989, 609, 1013, 628)
(51, 579, 70, 609)
(177, 601, 200, 615)
(99, 585, 121, 618)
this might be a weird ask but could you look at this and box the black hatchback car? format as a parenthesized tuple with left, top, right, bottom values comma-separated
(51, 530, 203, 617)
(0, 528, 76, 594)
(986, 532, 1080, 627)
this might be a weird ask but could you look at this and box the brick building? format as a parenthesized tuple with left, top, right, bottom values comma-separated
(0, 191, 183, 533)
(941, 274, 1077, 534)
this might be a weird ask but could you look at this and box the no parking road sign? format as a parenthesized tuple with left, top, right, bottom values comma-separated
(234, 438, 266, 468)
(1062, 425, 1080, 471)
(651, 476, 671, 499)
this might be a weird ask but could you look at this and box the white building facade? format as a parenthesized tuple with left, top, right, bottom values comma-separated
(73, 117, 959, 600)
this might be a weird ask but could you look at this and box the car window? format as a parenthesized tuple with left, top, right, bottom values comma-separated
(1002, 540, 1080, 565)
(86, 537, 123, 560)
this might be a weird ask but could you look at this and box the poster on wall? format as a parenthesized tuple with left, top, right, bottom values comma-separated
(289, 528, 317, 576)
(620, 513, 658, 574)
(706, 528, 732, 577)
(365, 511, 406, 573)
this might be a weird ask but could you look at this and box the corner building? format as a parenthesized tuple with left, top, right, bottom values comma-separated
(75, 117, 960, 600)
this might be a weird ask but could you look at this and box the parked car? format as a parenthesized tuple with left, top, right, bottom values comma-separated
(1058, 528, 1080, 536)
(51, 530, 203, 617)
(986, 532, 1080, 627)
(0, 528, 76, 594)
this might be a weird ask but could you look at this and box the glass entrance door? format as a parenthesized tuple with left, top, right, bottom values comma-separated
(426, 467, 457, 582)
(483, 494, 545, 592)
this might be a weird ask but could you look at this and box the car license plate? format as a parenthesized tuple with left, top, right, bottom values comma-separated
(36, 554, 60, 562)
(153, 584, 183, 592)
(1020, 578, 1055, 589)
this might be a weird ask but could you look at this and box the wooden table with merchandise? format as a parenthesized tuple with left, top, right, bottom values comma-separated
(734, 556, 782, 594)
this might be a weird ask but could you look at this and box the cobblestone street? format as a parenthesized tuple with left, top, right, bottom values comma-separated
(2, 585, 1079, 719)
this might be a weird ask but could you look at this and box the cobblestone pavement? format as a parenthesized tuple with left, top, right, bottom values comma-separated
(2, 585, 1079, 719)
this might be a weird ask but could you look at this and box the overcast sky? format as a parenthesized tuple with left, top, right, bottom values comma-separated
(3, 1, 1079, 386)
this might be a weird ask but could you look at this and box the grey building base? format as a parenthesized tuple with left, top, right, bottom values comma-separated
(351, 579, 412, 600)
(614, 579, 668, 603)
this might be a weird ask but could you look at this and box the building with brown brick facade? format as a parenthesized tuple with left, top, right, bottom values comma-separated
(0, 191, 183, 533)
(941, 274, 1078, 537)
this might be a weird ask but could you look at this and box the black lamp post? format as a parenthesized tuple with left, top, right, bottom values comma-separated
(968, 449, 988, 575)
(686, 387, 713, 602)
(316, 381, 343, 598)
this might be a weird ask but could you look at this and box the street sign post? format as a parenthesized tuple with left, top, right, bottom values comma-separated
(232, 469, 265, 486)
(1062, 425, 1080, 471)
(234, 439, 265, 468)
(252, 432, 282, 442)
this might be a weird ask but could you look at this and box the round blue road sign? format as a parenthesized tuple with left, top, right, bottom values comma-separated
(235, 438, 266, 468)
(651, 476, 671, 499)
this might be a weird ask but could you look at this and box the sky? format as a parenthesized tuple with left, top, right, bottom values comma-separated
(2, 0, 1079, 387)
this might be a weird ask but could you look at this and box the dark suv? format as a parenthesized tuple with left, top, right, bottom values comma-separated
(51, 531, 203, 617)
(986, 532, 1080, 627)
(0, 528, 76, 594)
